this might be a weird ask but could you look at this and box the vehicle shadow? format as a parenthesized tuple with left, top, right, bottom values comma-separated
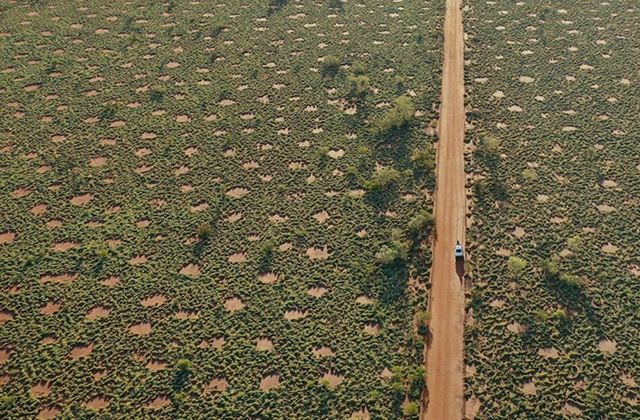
(456, 257, 465, 281)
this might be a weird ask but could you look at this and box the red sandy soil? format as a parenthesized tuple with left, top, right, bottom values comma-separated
(422, 0, 466, 418)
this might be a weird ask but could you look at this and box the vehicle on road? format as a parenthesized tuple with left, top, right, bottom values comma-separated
(455, 241, 464, 260)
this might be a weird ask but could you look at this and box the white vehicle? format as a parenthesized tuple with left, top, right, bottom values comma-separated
(455, 241, 464, 260)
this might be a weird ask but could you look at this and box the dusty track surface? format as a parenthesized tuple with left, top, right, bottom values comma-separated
(422, 0, 466, 418)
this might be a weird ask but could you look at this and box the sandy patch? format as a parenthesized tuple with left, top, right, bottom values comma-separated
(141, 294, 166, 307)
(100, 276, 120, 287)
(87, 396, 109, 410)
(24, 83, 41, 92)
(175, 310, 199, 320)
(538, 347, 559, 359)
(518, 76, 534, 83)
(37, 407, 60, 419)
(31, 381, 51, 398)
(351, 408, 371, 419)
(0, 349, 9, 363)
(147, 360, 166, 371)
(130, 322, 152, 336)
(70, 343, 94, 360)
(308, 286, 327, 297)
(256, 338, 274, 351)
(224, 297, 245, 312)
(146, 396, 170, 410)
(599, 339, 617, 354)
(320, 371, 344, 388)
(596, 204, 616, 213)
(622, 373, 637, 387)
(0, 232, 15, 244)
(40, 273, 77, 284)
(268, 214, 288, 223)
(363, 323, 381, 335)
(260, 374, 280, 391)
(312, 211, 330, 223)
(521, 381, 537, 395)
(284, 310, 308, 320)
(489, 300, 505, 308)
(226, 187, 249, 198)
(328, 149, 345, 159)
(562, 403, 583, 416)
(312, 346, 334, 357)
(87, 307, 110, 320)
(507, 322, 524, 333)
(228, 253, 247, 263)
(356, 296, 374, 305)
(71, 193, 94, 205)
(31, 204, 47, 215)
(279, 242, 292, 251)
(306, 246, 329, 260)
(0, 311, 14, 323)
(205, 377, 228, 394)
(191, 202, 209, 212)
(513, 227, 525, 238)
(258, 272, 278, 284)
(129, 255, 148, 265)
(602, 180, 617, 188)
(41, 301, 61, 315)
(179, 264, 200, 276)
(602, 244, 618, 253)
(52, 242, 79, 252)
(465, 395, 481, 419)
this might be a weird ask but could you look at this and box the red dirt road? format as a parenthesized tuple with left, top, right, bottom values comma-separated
(422, 0, 466, 418)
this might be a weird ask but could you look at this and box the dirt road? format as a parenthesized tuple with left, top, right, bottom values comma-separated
(421, 0, 466, 418)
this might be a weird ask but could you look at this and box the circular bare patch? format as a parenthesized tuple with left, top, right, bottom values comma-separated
(129, 322, 152, 336)
(260, 374, 280, 391)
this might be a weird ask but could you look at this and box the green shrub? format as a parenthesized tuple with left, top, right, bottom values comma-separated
(407, 210, 434, 238)
(347, 74, 371, 98)
(322, 55, 340, 76)
(506, 256, 527, 277)
(567, 235, 583, 253)
(197, 223, 213, 240)
(364, 168, 400, 190)
(411, 147, 435, 171)
(403, 401, 420, 417)
(372, 96, 415, 133)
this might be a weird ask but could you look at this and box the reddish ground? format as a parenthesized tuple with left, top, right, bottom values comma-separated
(422, 0, 466, 418)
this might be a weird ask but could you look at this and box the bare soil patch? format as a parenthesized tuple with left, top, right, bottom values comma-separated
(130, 322, 152, 336)
(228, 253, 247, 263)
(224, 297, 245, 312)
(308, 286, 327, 297)
(70, 343, 94, 360)
(312, 346, 334, 357)
(87, 306, 110, 320)
(70, 193, 94, 205)
(598, 339, 617, 354)
(258, 272, 278, 284)
(87, 396, 109, 410)
(0, 232, 15, 244)
(260, 374, 280, 391)
(147, 360, 166, 371)
(179, 264, 200, 276)
(30, 381, 51, 398)
(538, 347, 559, 359)
(40, 273, 77, 284)
(100, 276, 120, 287)
(0, 310, 15, 323)
(306, 246, 329, 260)
(363, 323, 381, 335)
(37, 407, 60, 419)
(256, 338, 274, 351)
(284, 310, 308, 320)
(205, 377, 228, 394)
(146, 396, 170, 410)
(320, 371, 344, 388)
(40, 301, 61, 315)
